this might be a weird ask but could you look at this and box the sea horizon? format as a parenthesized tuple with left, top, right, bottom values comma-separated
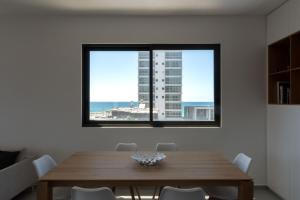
(90, 101, 214, 112)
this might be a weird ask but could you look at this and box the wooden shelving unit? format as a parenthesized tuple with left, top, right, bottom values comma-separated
(268, 32, 300, 104)
(291, 32, 300, 104)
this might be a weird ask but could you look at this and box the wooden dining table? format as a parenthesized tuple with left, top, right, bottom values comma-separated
(37, 151, 253, 200)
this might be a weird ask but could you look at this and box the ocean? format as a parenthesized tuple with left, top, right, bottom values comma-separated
(90, 102, 213, 112)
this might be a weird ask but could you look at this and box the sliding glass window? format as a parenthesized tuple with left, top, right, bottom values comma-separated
(82, 44, 220, 127)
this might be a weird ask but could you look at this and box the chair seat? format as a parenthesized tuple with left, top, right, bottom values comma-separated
(53, 187, 71, 200)
(203, 186, 238, 200)
(71, 186, 121, 200)
(159, 186, 206, 200)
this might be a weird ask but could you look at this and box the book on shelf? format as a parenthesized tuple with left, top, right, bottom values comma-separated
(277, 81, 290, 104)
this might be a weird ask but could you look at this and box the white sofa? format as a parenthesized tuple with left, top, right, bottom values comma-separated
(0, 149, 38, 200)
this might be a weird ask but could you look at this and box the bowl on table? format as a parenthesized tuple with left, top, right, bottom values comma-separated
(131, 152, 166, 166)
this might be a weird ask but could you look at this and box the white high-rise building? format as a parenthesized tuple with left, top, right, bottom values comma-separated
(138, 51, 182, 120)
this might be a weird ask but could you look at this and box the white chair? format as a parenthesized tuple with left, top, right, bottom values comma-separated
(153, 143, 177, 199)
(115, 143, 140, 200)
(232, 153, 252, 173)
(33, 155, 71, 200)
(203, 153, 252, 200)
(115, 143, 138, 151)
(33, 155, 57, 178)
(71, 186, 122, 200)
(155, 143, 177, 152)
(159, 186, 206, 200)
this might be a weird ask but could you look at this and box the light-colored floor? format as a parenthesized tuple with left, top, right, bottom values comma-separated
(14, 187, 282, 200)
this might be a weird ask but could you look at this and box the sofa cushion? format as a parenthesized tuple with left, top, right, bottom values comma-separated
(0, 147, 25, 161)
(0, 150, 20, 170)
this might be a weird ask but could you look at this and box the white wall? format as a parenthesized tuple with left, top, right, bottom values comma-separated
(0, 15, 267, 184)
(267, 0, 300, 199)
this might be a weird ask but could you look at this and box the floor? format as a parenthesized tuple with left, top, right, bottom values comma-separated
(14, 187, 282, 200)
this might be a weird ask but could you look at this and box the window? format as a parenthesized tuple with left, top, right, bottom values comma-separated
(166, 61, 182, 68)
(166, 111, 182, 118)
(165, 52, 182, 59)
(166, 77, 182, 84)
(139, 77, 149, 84)
(139, 86, 149, 93)
(165, 69, 182, 76)
(165, 94, 181, 101)
(139, 94, 149, 101)
(165, 86, 181, 93)
(139, 69, 149, 76)
(82, 44, 220, 127)
(165, 103, 181, 109)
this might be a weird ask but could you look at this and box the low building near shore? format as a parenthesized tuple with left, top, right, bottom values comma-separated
(184, 106, 214, 121)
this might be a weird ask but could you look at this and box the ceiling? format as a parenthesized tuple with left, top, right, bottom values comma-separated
(0, 0, 287, 16)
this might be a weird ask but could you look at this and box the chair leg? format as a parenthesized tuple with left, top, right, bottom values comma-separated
(112, 186, 116, 194)
(158, 187, 163, 199)
(129, 186, 136, 200)
(31, 185, 37, 192)
(135, 187, 141, 200)
(152, 187, 157, 200)
(208, 197, 225, 200)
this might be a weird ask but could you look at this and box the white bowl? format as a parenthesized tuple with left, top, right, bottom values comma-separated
(131, 152, 166, 166)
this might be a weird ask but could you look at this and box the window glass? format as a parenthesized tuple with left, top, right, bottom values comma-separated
(89, 51, 150, 121)
(152, 50, 214, 121)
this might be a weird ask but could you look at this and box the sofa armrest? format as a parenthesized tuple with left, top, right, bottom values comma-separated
(0, 157, 38, 200)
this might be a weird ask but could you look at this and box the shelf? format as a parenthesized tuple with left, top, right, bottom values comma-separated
(269, 69, 290, 76)
(291, 67, 300, 71)
(291, 69, 300, 104)
(268, 37, 291, 75)
(291, 32, 300, 68)
(268, 32, 300, 105)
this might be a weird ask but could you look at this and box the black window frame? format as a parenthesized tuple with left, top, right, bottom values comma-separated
(82, 44, 221, 127)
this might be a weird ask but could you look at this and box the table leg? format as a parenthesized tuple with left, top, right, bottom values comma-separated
(238, 180, 254, 200)
(37, 181, 52, 200)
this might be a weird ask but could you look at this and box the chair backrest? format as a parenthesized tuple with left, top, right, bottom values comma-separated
(72, 186, 116, 200)
(32, 154, 57, 178)
(115, 143, 137, 151)
(159, 186, 205, 200)
(233, 153, 252, 173)
(155, 143, 177, 151)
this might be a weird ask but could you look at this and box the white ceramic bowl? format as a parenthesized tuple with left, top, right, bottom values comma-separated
(131, 152, 166, 166)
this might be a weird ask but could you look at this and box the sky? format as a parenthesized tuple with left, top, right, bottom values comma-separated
(89, 50, 214, 102)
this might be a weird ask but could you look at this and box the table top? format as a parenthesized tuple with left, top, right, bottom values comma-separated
(41, 151, 251, 183)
